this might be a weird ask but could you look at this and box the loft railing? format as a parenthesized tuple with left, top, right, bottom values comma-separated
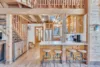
(35, 0, 85, 8)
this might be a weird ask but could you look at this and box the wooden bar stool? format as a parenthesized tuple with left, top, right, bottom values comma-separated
(74, 50, 87, 67)
(78, 50, 87, 62)
(69, 49, 77, 61)
(42, 49, 51, 67)
(54, 50, 62, 67)
(66, 49, 77, 67)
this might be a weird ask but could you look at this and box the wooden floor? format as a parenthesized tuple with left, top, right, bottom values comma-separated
(0, 44, 99, 67)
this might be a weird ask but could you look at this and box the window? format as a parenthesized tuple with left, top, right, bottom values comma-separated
(53, 27, 60, 36)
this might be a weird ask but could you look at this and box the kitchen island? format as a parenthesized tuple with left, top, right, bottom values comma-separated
(39, 41, 87, 46)
(39, 41, 87, 62)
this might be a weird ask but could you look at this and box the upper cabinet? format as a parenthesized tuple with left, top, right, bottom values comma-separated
(36, 0, 86, 9)
(67, 15, 84, 33)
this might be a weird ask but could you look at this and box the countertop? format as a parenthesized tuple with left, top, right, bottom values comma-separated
(39, 41, 87, 46)
(0, 40, 6, 45)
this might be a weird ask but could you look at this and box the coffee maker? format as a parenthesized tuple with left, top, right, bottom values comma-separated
(72, 34, 81, 42)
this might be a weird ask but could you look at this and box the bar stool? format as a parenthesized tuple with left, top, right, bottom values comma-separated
(69, 49, 77, 61)
(66, 49, 77, 67)
(74, 50, 87, 67)
(42, 49, 51, 67)
(54, 50, 62, 67)
(78, 50, 87, 62)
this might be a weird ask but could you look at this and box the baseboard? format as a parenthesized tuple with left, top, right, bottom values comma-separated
(89, 61, 100, 65)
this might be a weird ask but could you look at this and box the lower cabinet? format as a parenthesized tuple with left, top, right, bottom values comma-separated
(0, 44, 6, 62)
(13, 41, 27, 61)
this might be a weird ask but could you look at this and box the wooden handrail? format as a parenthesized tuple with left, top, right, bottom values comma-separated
(12, 15, 28, 40)
(36, 0, 85, 8)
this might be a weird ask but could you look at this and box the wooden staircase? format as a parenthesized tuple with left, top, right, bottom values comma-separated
(12, 30, 22, 43)
(0, 14, 6, 35)
(12, 15, 28, 43)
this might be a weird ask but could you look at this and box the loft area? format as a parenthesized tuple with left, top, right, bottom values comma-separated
(0, 0, 86, 8)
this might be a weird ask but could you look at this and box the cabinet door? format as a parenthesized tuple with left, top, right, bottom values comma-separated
(0, 44, 4, 61)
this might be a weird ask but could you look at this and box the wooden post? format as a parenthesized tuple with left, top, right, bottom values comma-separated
(43, 23, 46, 41)
(6, 14, 13, 64)
(61, 14, 69, 63)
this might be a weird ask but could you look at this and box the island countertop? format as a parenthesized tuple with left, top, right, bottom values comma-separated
(39, 41, 87, 46)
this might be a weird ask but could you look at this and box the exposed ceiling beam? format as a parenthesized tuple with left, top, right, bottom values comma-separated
(33, 15, 42, 23)
(29, 15, 37, 22)
(19, 15, 32, 23)
(0, 8, 85, 15)
(0, 0, 9, 8)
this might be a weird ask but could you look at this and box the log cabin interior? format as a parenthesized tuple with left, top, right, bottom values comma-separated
(0, 0, 100, 67)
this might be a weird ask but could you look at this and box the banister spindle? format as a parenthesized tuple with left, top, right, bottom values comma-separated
(46, 0, 48, 7)
(54, 0, 55, 8)
(44, 0, 46, 7)
(55, 0, 56, 8)
(80, 0, 82, 8)
(67, 0, 69, 8)
(60, 0, 62, 7)
(43, 0, 44, 6)
(69, 0, 71, 8)
(72, 0, 73, 8)
(79, 0, 81, 8)
(76, 0, 80, 8)
(56, 0, 57, 7)
(65, 0, 67, 8)
(48, 0, 50, 8)
(39, 0, 41, 7)
(57, 0, 59, 8)
(73, 0, 75, 8)
(82, 0, 85, 8)
(58, 0, 60, 7)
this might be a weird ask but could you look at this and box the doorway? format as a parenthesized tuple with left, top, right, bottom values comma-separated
(35, 26, 43, 43)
